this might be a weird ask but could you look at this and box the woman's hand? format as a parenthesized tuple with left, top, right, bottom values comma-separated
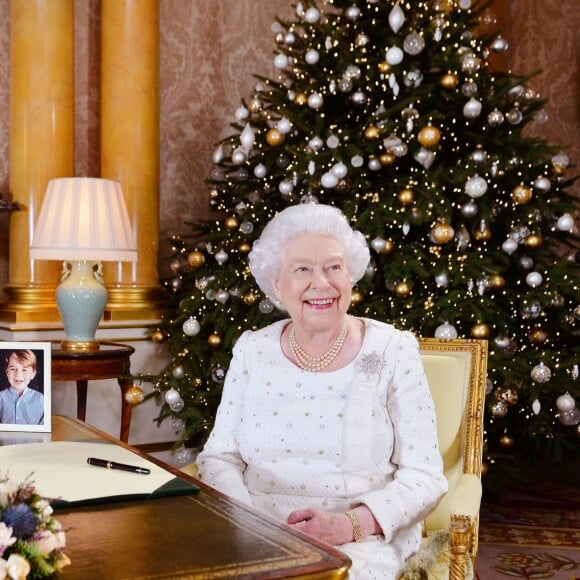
(286, 508, 354, 545)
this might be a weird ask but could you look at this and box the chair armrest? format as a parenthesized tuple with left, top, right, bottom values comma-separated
(447, 473, 482, 519)
(444, 474, 481, 580)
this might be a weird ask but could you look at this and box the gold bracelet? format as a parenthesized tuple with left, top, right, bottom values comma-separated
(345, 509, 363, 543)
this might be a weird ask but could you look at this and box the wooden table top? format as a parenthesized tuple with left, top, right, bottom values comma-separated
(1, 416, 351, 579)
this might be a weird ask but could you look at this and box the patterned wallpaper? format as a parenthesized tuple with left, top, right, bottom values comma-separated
(0, 0, 578, 296)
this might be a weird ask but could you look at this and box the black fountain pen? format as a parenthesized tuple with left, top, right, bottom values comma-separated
(87, 457, 151, 475)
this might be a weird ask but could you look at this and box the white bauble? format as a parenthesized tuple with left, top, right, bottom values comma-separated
(557, 213, 574, 232)
(386, 46, 404, 65)
(304, 7, 321, 23)
(308, 136, 324, 151)
(371, 237, 387, 252)
(234, 106, 249, 121)
(231, 148, 247, 165)
(351, 155, 364, 168)
(321, 172, 339, 189)
(274, 53, 289, 69)
(182, 317, 201, 336)
(556, 392, 576, 412)
(435, 321, 458, 339)
(278, 180, 294, 195)
(465, 175, 488, 198)
(305, 49, 320, 65)
(388, 3, 405, 33)
(331, 161, 348, 179)
(307, 92, 324, 109)
(277, 117, 292, 134)
(165, 387, 181, 405)
(463, 98, 482, 118)
(253, 163, 268, 178)
(526, 271, 543, 288)
(501, 238, 518, 255)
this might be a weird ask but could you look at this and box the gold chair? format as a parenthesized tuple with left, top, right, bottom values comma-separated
(401, 338, 488, 580)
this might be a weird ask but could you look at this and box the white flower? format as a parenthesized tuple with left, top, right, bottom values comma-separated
(0, 523, 16, 553)
(5, 554, 31, 580)
(0, 482, 17, 509)
(32, 531, 60, 557)
(33, 499, 53, 523)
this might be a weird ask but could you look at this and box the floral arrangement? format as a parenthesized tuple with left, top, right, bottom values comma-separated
(0, 474, 70, 579)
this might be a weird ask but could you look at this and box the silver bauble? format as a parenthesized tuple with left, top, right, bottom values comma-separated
(165, 387, 181, 405)
(461, 201, 479, 218)
(530, 362, 552, 383)
(463, 98, 482, 118)
(556, 392, 576, 412)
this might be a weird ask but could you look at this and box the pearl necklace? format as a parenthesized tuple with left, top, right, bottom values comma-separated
(288, 319, 349, 372)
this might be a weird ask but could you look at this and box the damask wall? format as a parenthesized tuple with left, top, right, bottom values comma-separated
(0, 0, 578, 298)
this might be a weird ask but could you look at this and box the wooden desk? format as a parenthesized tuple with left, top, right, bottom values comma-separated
(1, 416, 351, 579)
(51, 342, 135, 442)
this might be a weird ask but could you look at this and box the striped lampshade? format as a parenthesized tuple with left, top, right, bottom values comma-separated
(30, 177, 137, 262)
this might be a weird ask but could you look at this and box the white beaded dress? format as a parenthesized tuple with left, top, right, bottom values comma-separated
(197, 318, 447, 579)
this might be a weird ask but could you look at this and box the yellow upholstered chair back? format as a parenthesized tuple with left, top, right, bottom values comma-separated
(417, 338, 488, 577)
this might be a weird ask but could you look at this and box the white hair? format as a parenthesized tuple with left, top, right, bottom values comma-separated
(249, 204, 370, 308)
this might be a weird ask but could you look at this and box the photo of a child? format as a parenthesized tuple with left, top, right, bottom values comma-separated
(0, 343, 51, 432)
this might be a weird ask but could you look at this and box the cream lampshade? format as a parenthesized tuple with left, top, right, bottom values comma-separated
(30, 177, 137, 351)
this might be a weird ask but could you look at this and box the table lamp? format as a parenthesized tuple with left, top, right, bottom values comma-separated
(30, 177, 137, 351)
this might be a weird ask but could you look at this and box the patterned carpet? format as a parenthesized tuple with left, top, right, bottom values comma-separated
(476, 481, 580, 579)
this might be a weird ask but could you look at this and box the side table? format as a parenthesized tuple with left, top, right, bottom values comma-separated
(51, 342, 135, 442)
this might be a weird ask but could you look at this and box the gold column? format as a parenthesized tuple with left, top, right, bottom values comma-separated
(1, 0, 74, 323)
(101, 0, 165, 319)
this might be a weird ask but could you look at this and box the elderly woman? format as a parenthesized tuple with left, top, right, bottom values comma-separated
(197, 203, 447, 579)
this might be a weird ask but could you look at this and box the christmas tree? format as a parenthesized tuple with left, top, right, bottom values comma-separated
(144, 0, 579, 485)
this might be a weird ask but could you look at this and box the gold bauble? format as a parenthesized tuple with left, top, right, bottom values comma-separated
(432, 222, 455, 244)
(433, 0, 453, 12)
(474, 225, 492, 242)
(187, 251, 205, 268)
(378, 61, 391, 74)
(151, 330, 165, 343)
(499, 433, 514, 448)
(511, 185, 533, 204)
(397, 188, 415, 205)
(524, 234, 543, 248)
(208, 333, 222, 348)
(440, 73, 459, 89)
(238, 242, 251, 253)
(125, 385, 145, 406)
(394, 281, 412, 298)
(294, 92, 308, 105)
(552, 164, 565, 177)
(364, 125, 380, 141)
(529, 327, 548, 344)
(418, 125, 441, 147)
(379, 152, 396, 166)
(266, 128, 285, 146)
(471, 323, 490, 338)
(381, 239, 395, 254)
(489, 274, 506, 289)
(248, 98, 262, 113)
(224, 216, 239, 229)
(243, 292, 258, 305)
(351, 290, 364, 306)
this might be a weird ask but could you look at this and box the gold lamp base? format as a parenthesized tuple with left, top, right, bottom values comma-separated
(60, 340, 101, 352)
